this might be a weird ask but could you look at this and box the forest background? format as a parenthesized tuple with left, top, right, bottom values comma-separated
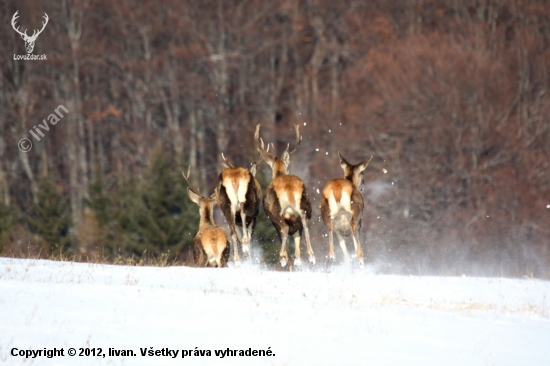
(0, 0, 549, 277)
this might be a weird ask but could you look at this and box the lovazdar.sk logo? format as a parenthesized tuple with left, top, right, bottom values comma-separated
(11, 10, 48, 60)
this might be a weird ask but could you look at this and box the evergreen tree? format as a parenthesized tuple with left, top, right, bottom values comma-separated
(115, 155, 198, 259)
(0, 202, 17, 234)
(252, 210, 280, 266)
(250, 169, 279, 266)
(0, 201, 18, 252)
(87, 174, 111, 228)
(27, 178, 72, 254)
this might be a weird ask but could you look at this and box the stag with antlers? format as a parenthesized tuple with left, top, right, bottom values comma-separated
(321, 153, 373, 266)
(11, 11, 49, 54)
(182, 167, 229, 268)
(215, 153, 263, 265)
(255, 124, 315, 268)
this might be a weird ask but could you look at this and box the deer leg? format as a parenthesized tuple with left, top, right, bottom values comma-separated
(235, 225, 247, 262)
(327, 218, 335, 261)
(248, 217, 256, 245)
(351, 221, 364, 266)
(221, 242, 230, 267)
(240, 210, 250, 256)
(235, 225, 244, 243)
(279, 225, 290, 267)
(246, 218, 256, 261)
(293, 231, 302, 266)
(328, 228, 336, 261)
(300, 213, 315, 265)
(249, 216, 257, 240)
(336, 232, 351, 264)
(227, 212, 241, 266)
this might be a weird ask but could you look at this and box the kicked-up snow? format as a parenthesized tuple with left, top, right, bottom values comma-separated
(0, 257, 549, 365)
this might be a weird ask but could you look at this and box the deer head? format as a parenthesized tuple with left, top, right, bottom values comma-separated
(11, 11, 49, 54)
(182, 167, 216, 225)
(254, 124, 302, 177)
(338, 152, 373, 191)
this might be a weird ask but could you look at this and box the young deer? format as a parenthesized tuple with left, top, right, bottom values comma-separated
(255, 124, 315, 268)
(321, 153, 373, 265)
(215, 153, 263, 264)
(182, 167, 229, 267)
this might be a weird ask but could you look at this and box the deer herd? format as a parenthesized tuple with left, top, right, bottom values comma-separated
(183, 124, 373, 270)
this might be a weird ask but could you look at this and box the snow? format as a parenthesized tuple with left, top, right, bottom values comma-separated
(1, 257, 549, 365)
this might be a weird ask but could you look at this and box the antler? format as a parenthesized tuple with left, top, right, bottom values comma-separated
(11, 11, 48, 40)
(253, 143, 269, 165)
(182, 166, 201, 195)
(284, 124, 302, 156)
(11, 11, 27, 38)
(221, 153, 235, 169)
(29, 13, 48, 40)
(254, 124, 276, 161)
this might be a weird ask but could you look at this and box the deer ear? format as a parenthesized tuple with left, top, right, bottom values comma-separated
(250, 162, 257, 177)
(187, 188, 202, 205)
(338, 151, 350, 170)
(358, 155, 374, 173)
(282, 151, 291, 168)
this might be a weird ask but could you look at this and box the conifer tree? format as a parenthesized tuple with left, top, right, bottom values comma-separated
(88, 175, 111, 228)
(115, 155, 198, 259)
(27, 178, 72, 254)
(0, 201, 17, 233)
(248, 169, 279, 265)
(0, 201, 18, 253)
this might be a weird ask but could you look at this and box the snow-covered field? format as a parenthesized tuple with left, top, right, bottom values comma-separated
(0, 258, 549, 365)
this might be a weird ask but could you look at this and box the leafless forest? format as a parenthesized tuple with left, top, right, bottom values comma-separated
(0, 0, 549, 277)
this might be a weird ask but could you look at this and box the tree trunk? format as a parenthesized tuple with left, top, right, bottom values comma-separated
(64, 0, 88, 222)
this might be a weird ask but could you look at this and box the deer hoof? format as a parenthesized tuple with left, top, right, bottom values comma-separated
(242, 244, 250, 254)
(358, 258, 364, 266)
(328, 253, 335, 261)
(280, 258, 287, 267)
(294, 258, 302, 266)
(309, 255, 316, 265)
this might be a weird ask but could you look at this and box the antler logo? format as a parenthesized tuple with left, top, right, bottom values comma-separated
(11, 11, 49, 54)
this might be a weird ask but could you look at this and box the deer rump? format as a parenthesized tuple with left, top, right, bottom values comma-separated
(216, 168, 261, 230)
(193, 226, 230, 267)
(263, 175, 312, 237)
(321, 179, 364, 237)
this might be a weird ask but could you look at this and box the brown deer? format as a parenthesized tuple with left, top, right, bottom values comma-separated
(254, 124, 315, 268)
(215, 153, 263, 265)
(182, 167, 229, 267)
(321, 152, 373, 265)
